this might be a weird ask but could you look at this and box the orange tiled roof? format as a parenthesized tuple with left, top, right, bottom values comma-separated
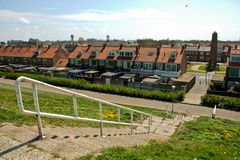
(54, 59, 69, 67)
(68, 46, 89, 58)
(231, 49, 240, 55)
(134, 47, 158, 62)
(0, 47, 37, 58)
(81, 46, 103, 59)
(115, 46, 136, 61)
(156, 47, 183, 64)
(95, 46, 120, 60)
(37, 47, 59, 59)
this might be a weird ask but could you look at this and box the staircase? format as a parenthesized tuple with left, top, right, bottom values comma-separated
(0, 115, 196, 160)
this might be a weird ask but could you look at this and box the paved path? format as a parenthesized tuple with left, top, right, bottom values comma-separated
(183, 73, 211, 104)
(0, 78, 240, 121)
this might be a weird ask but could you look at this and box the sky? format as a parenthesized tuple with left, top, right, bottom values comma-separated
(0, 0, 239, 41)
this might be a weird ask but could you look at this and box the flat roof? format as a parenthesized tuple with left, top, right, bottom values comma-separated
(69, 69, 85, 73)
(173, 73, 195, 83)
(142, 77, 159, 84)
(85, 70, 99, 74)
(119, 74, 136, 80)
(101, 72, 122, 77)
(211, 74, 225, 82)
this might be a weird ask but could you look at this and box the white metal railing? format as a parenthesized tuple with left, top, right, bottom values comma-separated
(15, 76, 153, 139)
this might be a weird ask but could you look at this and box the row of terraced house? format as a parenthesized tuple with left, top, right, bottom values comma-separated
(0, 44, 186, 82)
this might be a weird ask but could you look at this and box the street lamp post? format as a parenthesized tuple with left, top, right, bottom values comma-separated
(171, 85, 176, 113)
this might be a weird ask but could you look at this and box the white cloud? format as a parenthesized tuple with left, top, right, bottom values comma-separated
(19, 17, 30, 24)
(56, 8, 171, 22)
(0, 10, 38, 21)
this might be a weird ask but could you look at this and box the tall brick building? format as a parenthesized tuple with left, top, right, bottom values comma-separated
(207, 31, 218, 71)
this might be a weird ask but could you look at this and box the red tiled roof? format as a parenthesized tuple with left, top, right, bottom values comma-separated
(37, 47, 59, 59)
(115, 46, 136, 61)
(68, 46, 89, 58)
(81, 46, 103, 59)
(156, 47, 183, 64)
(54, 59, 69, 67)
(134, 47, 158, 62)
(231, 49, 240, 55)
(95, 46, 120, 60)
(0, 47, 37, 58)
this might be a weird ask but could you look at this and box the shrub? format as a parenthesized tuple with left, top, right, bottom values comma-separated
(208, 82, 224, 91)
(0, 71, 185, 102)
(201, 94, 240, 111)
(232, 84, 240, 93)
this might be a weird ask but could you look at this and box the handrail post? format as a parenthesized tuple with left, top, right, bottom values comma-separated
(117, 108, 120, 123)
(148, 115, 151, 133)
(99, 102, 103, 137)
(131, 111, 133, 134)
(73, 95, 78, 117)
(32, 83, 44, 139)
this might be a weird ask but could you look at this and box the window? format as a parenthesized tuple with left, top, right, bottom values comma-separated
(117, 61, 123, 67)
(231, 56, 240, 62)
(70, 58, 75, 64)
(99, 60, 105, 66)
(118, 51, 124, 56)
(91, 50, 98, 56)
(108, 51, 115, 56)
(229, 68, 240, 78)
(123, 61, 132, 69)
(169, 52, 176, 59)
(134, 62, 141, 69)
(78, 51, 83, 56)
(125, 51, 133, 57)
(166, 64, 177, 71)
(106, 60, 115, 68)
(143, 63, 153, 70)
(156, 63, 163, 70)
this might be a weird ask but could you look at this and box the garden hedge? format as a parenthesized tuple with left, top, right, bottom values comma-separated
(0, 71, 184, 102)
(201, 94, 240, 111)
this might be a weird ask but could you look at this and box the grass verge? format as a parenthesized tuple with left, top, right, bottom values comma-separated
(0, 83, 174, 127)
(78, 117, 240, 160)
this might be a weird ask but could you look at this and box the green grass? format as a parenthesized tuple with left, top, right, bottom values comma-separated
(0, 83, 174, 127)
(187, 63, 226, 74)
(78, 117, 240, 160)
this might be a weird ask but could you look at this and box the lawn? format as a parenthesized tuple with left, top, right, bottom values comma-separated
(187, 63, 226, 74)
(79, 117, 240, 160)
(0, 83, 174, 128)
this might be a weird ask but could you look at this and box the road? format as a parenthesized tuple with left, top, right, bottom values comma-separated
(0, 78, 239, 121)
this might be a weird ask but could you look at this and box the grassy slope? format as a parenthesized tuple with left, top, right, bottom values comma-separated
(79, 117, 240, 160)
(0, 83, 174, 127)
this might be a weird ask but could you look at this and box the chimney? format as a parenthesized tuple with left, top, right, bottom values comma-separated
(228, 46, 231, 54)
(136, 45, 140, 56)
(197, 44, 200, 49)
(157, 44, 161, 56)
(120, 43, 123, 50)
(44, 45, 51, 53)
(102, 42, 108, 52)
(87, 44, 91, 51)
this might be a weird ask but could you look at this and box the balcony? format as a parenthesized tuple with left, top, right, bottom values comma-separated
(154, 70, 181, 78)
(130, 68, 154, 75)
